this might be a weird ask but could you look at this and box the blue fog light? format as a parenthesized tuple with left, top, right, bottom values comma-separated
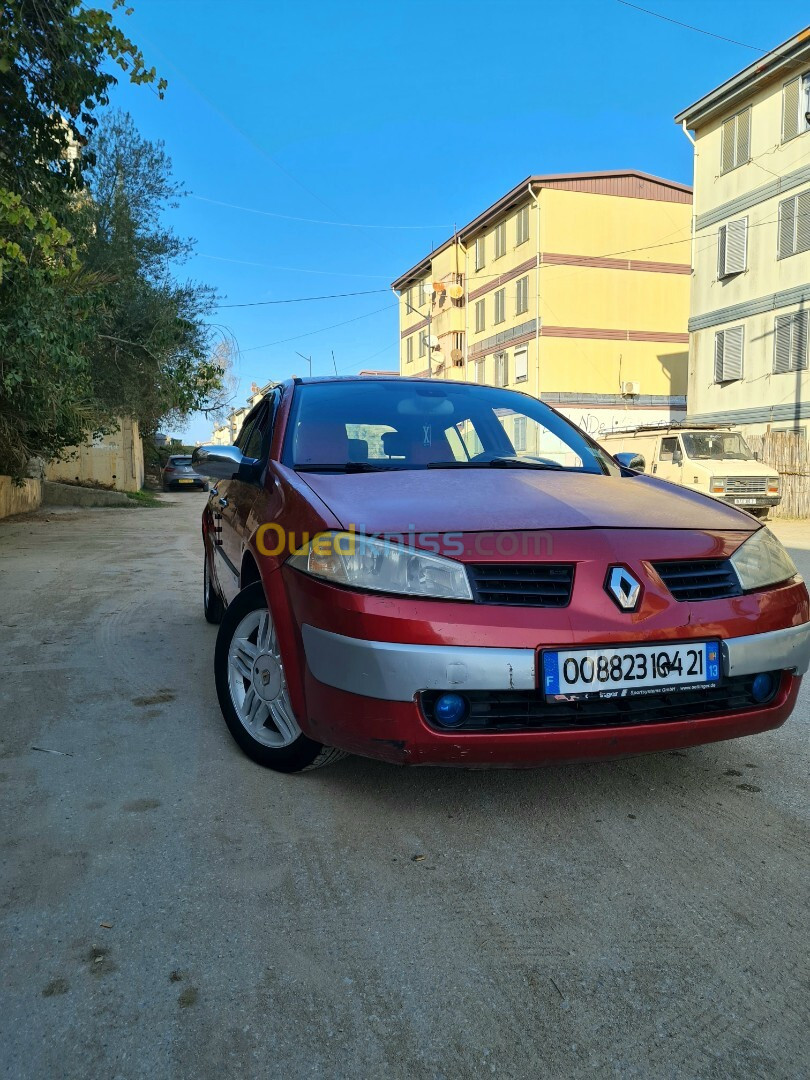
(751, 673, 775, 703)
(433, 692, 469, 727)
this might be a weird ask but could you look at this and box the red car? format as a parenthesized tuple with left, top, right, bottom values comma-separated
(192, 377, 809, 773)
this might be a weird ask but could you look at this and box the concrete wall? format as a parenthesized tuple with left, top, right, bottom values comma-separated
(45, 417, 144, 492)
(0, 477, 42, 519)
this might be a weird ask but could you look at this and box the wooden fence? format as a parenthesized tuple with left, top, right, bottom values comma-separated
(746, 430, 810, 519)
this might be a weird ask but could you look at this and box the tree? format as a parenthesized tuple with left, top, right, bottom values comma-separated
(0, 5, 223, 478)
(81, 111, 224, 437)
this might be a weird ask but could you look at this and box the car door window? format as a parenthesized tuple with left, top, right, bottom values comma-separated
(659, 437, 679, 462)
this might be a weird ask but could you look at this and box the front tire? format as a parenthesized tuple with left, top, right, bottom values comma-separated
(214, 582, 347, 772)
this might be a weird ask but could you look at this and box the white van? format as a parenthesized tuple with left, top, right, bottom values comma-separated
(600, 425, 780, 518)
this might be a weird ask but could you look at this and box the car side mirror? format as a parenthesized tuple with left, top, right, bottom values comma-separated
(672, 449, 683, 465)
(614, 452, 646, 473)
(192, 444, 260, 481)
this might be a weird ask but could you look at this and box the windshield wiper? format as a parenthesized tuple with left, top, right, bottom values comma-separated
(427, 457, 565, 471)
(295, 461, 403, 473)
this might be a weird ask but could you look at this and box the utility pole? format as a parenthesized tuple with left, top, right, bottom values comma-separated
(295, 351, 312, 377)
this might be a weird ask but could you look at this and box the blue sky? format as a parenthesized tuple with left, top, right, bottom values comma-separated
(108, 0, 808, 442)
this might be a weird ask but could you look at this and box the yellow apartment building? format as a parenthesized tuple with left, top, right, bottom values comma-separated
(391, 171, 693, 438)
(675, 27, 810, 439)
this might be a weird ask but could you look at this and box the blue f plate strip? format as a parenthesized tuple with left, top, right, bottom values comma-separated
(543, 651, 560, 695)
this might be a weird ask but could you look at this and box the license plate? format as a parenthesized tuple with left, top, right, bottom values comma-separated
(542, 641, 721, 700)
(733, 498, 759, 505)
(178, 478, 194, 484)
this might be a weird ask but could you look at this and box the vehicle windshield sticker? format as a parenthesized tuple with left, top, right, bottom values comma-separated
(423, 424, 431, 446)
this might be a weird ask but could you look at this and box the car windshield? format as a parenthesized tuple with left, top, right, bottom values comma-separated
(284, 380, 618, 475)
(170, 456, 192, 466)
(681, 432, 753, 461)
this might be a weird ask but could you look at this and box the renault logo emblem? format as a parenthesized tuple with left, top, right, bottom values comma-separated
(606, 566, 641, 611)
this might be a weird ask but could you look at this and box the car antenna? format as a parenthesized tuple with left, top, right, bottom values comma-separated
(331, 350, 338, 376)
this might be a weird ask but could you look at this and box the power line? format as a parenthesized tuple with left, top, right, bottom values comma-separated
(216, 289, 389, 309)
(240, 303, 396, 353)
(614, 1, 765, 52)
(192, 193, 452, 231)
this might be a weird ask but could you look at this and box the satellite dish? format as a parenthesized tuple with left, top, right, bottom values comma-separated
(432, 281, 446, 293)
(426, 334, 439, 348)
(448, 283, 463, 299)
(450, 348, 463, 363)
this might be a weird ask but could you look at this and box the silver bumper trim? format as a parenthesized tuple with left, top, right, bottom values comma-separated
(302, 625, 535, 701)
(723, 621, 810, 679)
(302, 621, 810, 703)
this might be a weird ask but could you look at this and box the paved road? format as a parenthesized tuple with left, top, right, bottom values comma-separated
(0, 496, 808, 1079)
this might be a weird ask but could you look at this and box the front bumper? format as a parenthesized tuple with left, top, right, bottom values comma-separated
(302, 620, 810, 703)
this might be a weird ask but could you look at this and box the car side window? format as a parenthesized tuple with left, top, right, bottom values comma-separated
(242, 392, 279, 464)
(659, 437, 679, 462)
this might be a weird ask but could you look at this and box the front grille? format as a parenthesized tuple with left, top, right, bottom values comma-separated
(467, 563, 575, 607)
(652, 558, 741, 601)
(421, 674, 778, 733)
(724, 477, 768, 494)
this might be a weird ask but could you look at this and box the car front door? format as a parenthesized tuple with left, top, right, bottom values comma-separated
(654, 436, 685, 485)
(214, 395, 277, 602)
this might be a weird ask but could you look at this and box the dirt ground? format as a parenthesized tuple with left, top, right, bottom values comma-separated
(0, 496, 808, 1079)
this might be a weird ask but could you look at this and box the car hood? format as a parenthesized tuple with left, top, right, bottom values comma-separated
(299, 469, 756, 534)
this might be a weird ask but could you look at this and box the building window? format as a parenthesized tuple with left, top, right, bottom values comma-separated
(494, 222, 506, 259)
(419, 332, 426, 359)
(778, 189, 810, 259)
(514, 346, 528, 382)
(475, 237, 485, 271)
(516, 206, 530, 246)
(720, 107, 751, 174)
(717, 217, 748, 278)
(474, 358, 485, 384)
(515, 275, 529, 314)
(494, 351, 508, 387)
(782, 71, 810, 142)
(452, 331, 464, 366)
(405, 287, 413, 312)
(405, 336, 413, 365)
(475, 298, 486, 333)
(714, 326, 744, 383)
(513, 415, 527, 452)
(774, 311, 809, 374)
(493, 288, 505, 325)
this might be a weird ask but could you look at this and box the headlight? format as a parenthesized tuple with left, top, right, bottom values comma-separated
(710, 476, 726, 494)
(730, 528, 798, 592)
(287, 531, 473, 601)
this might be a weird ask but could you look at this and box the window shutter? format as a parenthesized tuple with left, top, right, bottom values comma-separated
(721, 117, 736, 173)
(715, 326, 744, 382)
(778, 196, 796, 259)
(773, 315, 792, 374)
(717, 224, 727, 277)
(797, 190, 810, 255)
(795, 311, 809, 370)
(736, 108, 750, 165)
(723, 326, 744, 380)
(514, 346, 528, 381)
(724, 217, 747, 274)
(714, 331, 725, 382)
(782, 76, 800, 141)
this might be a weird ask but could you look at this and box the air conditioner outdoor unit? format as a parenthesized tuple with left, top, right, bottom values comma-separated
(622, 381, 641, 396)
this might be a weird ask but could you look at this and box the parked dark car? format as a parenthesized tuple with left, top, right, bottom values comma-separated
(192, 377, 809, 774)
(162, 455, 208, 492)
